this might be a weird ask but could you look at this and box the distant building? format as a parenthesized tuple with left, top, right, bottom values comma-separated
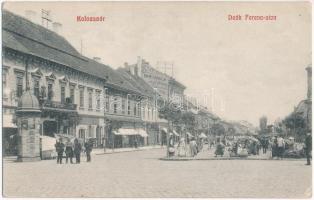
(294, 64, 312, 132)
(124, 57, 186, 105)
(259, 116, 268, 133)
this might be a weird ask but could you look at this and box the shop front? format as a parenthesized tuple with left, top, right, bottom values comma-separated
(76, 116, 105, 147)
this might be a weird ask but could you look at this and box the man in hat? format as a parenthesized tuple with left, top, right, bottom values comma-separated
(305, 132, 312, 165)
(55, 139, 65, 164)
(84, 139, 93, 162)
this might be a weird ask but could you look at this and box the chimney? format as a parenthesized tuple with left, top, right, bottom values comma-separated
(52, 22, 62, 34)
(130, 65, 135, 75)
(306, 64, 312, 100)
(25, 10, 37, 23)
(93, 57, 101, 62)
(137, 56, 142, 77)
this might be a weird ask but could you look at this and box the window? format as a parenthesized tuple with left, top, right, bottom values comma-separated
(96, 91, 100, 110)
(33, 79, 40, 98)
(148, 107, 150, 120)
(70, 86, 75, 104)
(113, 97, 118, 114)
(16, 76, 23, 97)
(134, 104, 137, 116)
(88, 125, 92, 138)
(79, 129, 85, 139)
(138, 102, 141, 116)
(60, 85, 66, 103)
(88, 89, 93, 110)
(2, 71, 7, 88)
(47, 83, 53, 100)
(79, 87, 84, 108)
(105, 95, 109, 112)
(122, 98, 126, 114)
(127, 100, 131, 115)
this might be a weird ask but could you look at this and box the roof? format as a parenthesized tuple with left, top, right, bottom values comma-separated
(169, 77, 186, 90)
(295, 99, 312, 119)
(2, 10, 137, 93)
(17, 90, 41, 113)
(116, 68, 162, 98)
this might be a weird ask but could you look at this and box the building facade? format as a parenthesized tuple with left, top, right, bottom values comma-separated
(2, 10, 150, 156)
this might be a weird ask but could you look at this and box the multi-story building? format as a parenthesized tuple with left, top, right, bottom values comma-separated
(2, 10, 146, 155)
(125, 57, 186, 104)
(294, 64, 312, 132)
(117, 67, 168, 146)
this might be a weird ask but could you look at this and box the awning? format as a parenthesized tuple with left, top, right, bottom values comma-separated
(199, 133, 207, 138)
(114, 128, 138, 136)
(162, 128, 168, 133)
(3, 114, 17, 128)
(186, 132, 193, 137)
(138, 129, 148, 137)
(172, 130, 179, 136)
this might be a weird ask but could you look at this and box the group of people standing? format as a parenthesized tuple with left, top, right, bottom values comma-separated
(172, 136, 200, 157)
(55, 138, 93, 164)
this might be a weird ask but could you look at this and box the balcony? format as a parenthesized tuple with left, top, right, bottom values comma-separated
(41, 100, 77, 111)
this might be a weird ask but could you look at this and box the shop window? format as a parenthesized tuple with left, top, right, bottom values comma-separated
(79, 129, 85, 139)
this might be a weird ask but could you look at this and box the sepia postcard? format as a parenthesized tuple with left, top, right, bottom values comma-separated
(1, 1, 312, 198)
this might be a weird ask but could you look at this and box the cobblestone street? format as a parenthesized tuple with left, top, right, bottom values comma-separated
(3, 148, 312, 198)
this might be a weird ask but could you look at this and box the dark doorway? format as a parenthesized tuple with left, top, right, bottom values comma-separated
(43, 120, 57, 137)
(3, 128, 18, 156)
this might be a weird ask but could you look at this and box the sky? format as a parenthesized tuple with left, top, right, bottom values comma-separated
(3, 2, 311, 126)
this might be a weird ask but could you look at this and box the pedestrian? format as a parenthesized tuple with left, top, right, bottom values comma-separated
(262, 138, 268, 154)
(168, 134, 175, 157)
(65, 139, 74, 164)
(215, 139, 224, 157)
(55, 139, 65, 164)
(272, 136, 278, 159)
(177, 137, 186, 157)
(277, 136, 285, 159)
(102, 137, 106, 153)
(84, 139, 93, 162)
(190, 137, 198, 157)
(305, 132, 312, 165)
(74, 138, 82, 164)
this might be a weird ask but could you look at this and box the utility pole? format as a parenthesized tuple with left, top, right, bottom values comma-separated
(41, 9, 52, 29)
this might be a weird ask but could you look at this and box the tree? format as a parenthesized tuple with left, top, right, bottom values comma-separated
(211, 123, 225, 136)
(180, 111, 196, 131)
(283, 113, 306, 138)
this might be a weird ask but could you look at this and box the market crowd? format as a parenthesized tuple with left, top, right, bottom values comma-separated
(168, 132, 312, 165)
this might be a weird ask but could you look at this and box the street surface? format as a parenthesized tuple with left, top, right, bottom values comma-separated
(3, 148, 311, 198)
